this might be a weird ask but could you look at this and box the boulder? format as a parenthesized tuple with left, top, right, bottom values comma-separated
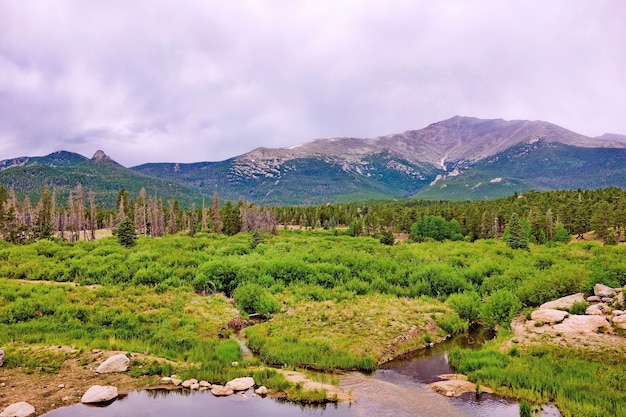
(199, 380, 211, 388)
(586, 296, 602, 303)
(602, 297, 615, 304)
(226, 377, 255, 391)
(190, 383, 200, 390)
(80, 385, 118, 404)
(0, 402, 35, 417)
(612, 314, 626, 330)
(255, 386, 268, 395)
(540, 293, 584, 310)
(171, 378, 182, 386)
(210, 385, 234, 396)
(95, 354, 130, 374)
(181, 380, 193, 388)
(594, 284, 616, 298)
(0, 349, 4, 367)
(613, 310, 624, 316)
(585, 304, 605, 315)
(553, 315, 610, 333)
(530, 309, 568, 324)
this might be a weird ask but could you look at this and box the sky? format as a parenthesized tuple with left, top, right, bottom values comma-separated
(1, 1, 625, 167)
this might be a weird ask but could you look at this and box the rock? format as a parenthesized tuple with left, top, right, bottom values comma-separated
(171, 378, 182, 386)
(210, 385, 234, 396)
(58, 384, 65, 389)
(161, 377, 172, 383)
(602, 297, 615, 304)
(618, 292, 624, 306)
(586, 296, 602, 303)
(61, 396, 74, 402)
(0, 349, 4, 367)
(540, 293, 585, 310)
(613, 310, 624, 316)
(594, 284, 616, 298)
(199, 380, 211, 388)
(585, 304, 605, 315)
(530, 309, 568, 324)
(189, 378, 198, 384)
(226, 377, 255, 391)
(190, 383, 200, 390)
(181, 380, 193, 388)
(255, 386, 268, 395)
(0, 402, 36, 417)
(553, 315, 610, 333)
(95, 354, 130, 374)
(80, 385, 118, 404)
(612, 315, 626, 329)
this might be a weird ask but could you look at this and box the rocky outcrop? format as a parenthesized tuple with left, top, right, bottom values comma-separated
(80, 385, 118, 404)
(552, 315, 610, 333)
(540, 293, 584, 310)
(226, 377, 255, 391)
(0, 402, 35, 417)
(95, 354, 130, 374)
(530, 309, 568, 324)
(594, 284, 616, 298)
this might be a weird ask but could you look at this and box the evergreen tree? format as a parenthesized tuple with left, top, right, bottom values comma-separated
(505, 212, 529, 250)
(117, 217, 137, 248)
(221, 200, 241, 236)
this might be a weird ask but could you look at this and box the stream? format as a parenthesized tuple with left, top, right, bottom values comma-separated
(42, 329, 561, 417)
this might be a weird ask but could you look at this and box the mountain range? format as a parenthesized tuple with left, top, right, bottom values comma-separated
(2, 116, 626, 207)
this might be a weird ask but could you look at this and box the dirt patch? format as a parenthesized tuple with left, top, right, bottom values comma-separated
(276, 369, 354, 403)
(0, 350, 170, 416)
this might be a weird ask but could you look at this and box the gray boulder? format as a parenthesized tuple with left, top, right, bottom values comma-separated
(594, 284, 616, 298)
(0, 402, 35, 417)
(0, 349, 4, 367)
(612, 314, 626, 330)
(210, 385, 234, 396)
(585, 304, 605, 315)
(95, 354, 130, 374)
(530, 309, 568, 323)
(540, 293, 584, 310)
(255, 386, 268, 395)
(226, 377, 255, 391)
(80, 385, 119, 404)
(586, 296, 602, 303)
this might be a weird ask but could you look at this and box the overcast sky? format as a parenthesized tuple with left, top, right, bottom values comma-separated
(1, 1, 625, 166)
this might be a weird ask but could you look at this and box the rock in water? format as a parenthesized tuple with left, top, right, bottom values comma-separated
(255, 386, 268, 395)
(96, 354, 130, 374)
(0, 402, 35, 417)
(210, 385, 234, 396)
(226, 377, 255, 391)
(0, 349, 4, 367)
(81, 385, 119, 404)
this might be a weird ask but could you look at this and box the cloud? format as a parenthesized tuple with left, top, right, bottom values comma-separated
(0, 0, 625, 166)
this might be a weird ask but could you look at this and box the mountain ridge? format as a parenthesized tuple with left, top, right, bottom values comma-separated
(2, 116, 626, 206)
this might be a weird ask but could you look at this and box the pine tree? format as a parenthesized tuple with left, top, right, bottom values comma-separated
(505, 212, 529, 250)
(221, 201, 241, 236)
(117, 217, 137, 248)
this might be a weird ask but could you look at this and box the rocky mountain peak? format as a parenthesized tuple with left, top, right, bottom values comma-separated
(92, 150, 112, 163)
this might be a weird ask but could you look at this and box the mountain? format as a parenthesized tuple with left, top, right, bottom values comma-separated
(0, 150, 202, 207)
(2, 117, 626, 207)
(132, 116, 626, 204)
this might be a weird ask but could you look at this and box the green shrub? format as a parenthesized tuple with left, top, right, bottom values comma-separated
(446, 291, 482, 323)
(481, 289, 522, 329)
(234, 283, 281, 317)
(569, 300, 589, 315)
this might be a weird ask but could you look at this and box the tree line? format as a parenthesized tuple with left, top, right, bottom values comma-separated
(2, 183, 625, 244)
(0, 185, 277, 243)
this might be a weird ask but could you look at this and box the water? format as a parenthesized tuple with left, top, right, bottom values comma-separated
(41, 329, 560, 417)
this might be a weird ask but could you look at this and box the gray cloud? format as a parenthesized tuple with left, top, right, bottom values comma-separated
(1, 0, 625, 166)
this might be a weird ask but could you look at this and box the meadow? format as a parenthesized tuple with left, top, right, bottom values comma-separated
(1, 229, 626, 412)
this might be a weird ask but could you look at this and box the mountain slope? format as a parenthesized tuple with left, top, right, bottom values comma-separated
(0, 151, 203, 207)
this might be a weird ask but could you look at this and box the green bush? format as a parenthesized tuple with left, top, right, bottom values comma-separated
(481, 289, 522, 329)
(234, 283, 281, 317)
(569, 300, 589, 315)
(447, 291, 482, 323)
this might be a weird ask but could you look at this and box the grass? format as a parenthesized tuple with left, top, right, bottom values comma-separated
(449, 344, 626, 417)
